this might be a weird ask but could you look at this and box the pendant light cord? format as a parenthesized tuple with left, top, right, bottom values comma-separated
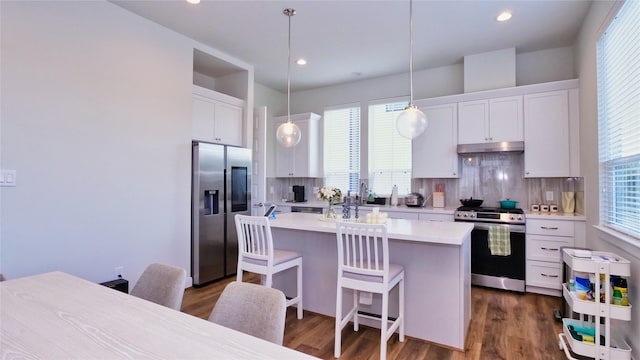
(286, 8, 294, 123)
(409, 0, 415, 106)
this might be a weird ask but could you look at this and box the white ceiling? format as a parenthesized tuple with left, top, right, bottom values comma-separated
(112, 0, 592, 92)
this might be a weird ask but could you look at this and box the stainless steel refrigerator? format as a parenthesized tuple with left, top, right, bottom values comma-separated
(191, 142, 251, 286)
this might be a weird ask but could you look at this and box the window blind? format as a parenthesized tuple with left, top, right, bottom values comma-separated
(368, 101, 412, 195)
(323, 105, 360, 193)
(597, 0, 640, 241)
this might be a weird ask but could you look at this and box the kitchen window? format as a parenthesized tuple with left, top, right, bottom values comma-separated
(323, 104, 360, 193)
(368, 99, 411, 195)
(597, 0, 640, 243)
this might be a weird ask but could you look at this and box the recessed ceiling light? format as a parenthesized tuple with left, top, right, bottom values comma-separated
(496, 11, 512, 22)
(186, 0, 200, 4)
(296, 58, 307, 66)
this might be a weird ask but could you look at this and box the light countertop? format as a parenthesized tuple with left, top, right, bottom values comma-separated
(269, 212, 472, 246)
(270, 200, 456, 215)
(525, 211, 586, 221)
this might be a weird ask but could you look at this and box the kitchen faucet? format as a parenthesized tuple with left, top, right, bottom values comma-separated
(359, 181, 368, 204)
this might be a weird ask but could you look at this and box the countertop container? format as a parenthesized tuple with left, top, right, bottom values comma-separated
(498, 199, 518, 209)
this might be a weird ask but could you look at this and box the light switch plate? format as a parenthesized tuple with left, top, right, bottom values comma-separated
(546, 191, 554, 201)
(0, 169, 16, 187)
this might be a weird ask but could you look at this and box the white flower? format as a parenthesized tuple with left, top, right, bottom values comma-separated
(318, 186, 342, 203)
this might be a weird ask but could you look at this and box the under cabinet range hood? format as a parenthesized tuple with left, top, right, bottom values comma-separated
(457, 141, 524, 154)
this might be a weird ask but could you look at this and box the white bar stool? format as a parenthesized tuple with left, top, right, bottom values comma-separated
(334, 222, 405, 360)
(235, 214, 303, 319)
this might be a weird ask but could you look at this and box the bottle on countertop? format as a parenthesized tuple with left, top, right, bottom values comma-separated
(613, 277, 629, 306)
(391, 185, 398, 206)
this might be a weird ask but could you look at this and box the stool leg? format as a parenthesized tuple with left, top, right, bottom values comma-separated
(353, 290, 359, 331)
(380, 290, 389, 360)
(297, 262, 303, 319)
(334, 286, 343, 358)
(399, 276, 405, 342)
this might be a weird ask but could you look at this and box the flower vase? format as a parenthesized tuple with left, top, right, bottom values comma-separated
(324, 201, 337, 220)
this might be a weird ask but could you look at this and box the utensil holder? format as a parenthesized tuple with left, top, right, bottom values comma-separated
(562, 191, 575, 214)
(433, 192, 445, 208)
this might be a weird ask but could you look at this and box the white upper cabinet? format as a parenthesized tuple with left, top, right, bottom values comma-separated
(275, 113, 322, 178)
(412, 103, 460, 178)
(524, 89, 579, 177)
(191, 85, 244, 146)
(458, 96, 523, 144)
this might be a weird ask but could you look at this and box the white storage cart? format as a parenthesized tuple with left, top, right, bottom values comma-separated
(558, 249, 632, 360)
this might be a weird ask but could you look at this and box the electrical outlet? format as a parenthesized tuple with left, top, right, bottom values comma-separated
(546, 191, 554, 201)
(114, 266, 124, 279)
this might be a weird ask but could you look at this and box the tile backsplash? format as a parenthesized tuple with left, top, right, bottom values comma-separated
(266, 177, 324, 202)
(459, 152, 526, 208)
(268, 152, 584, 213)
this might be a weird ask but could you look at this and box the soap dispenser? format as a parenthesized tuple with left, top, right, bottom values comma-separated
(391, 185, 398, 206)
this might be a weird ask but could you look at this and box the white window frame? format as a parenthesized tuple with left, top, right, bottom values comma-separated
(597, 0, 640, 246)
(367, 98, 412, 196)
(323, 103, 361, 194)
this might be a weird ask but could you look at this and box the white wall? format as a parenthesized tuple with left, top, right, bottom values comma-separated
(516, 47, 575, 85)
(0, 2, 195, 285)
(574, 1, 639, 356)
(254, 83, 286, 178)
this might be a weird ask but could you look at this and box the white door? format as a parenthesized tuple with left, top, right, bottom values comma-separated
(251, 106, 267, 215)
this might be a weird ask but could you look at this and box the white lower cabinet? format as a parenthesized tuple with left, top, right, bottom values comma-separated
(526, 218, 576, 296)
(387, 211, 419, 220)
(419, 213, 454, 222)
(274, 205, 291, 214)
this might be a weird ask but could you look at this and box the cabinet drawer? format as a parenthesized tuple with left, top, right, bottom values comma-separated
(526, 261, 562, 289)
(418, 213, 453, 222)
(527, 219, 574, 237)
(387, 212, 419, 220)
(527, 235, 573, 263)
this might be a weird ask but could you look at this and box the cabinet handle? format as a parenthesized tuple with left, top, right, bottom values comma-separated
(541, 273, 559, 278)
(541, 226, 559, 230)
(453, 172, 456, 176)
(541, 247, 559, 251)
(526, 171, 530, 175)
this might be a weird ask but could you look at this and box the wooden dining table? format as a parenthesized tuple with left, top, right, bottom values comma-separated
(1, 271, 318, 359)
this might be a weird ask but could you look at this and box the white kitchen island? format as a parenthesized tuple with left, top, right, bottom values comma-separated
(268, 212, 473, 351)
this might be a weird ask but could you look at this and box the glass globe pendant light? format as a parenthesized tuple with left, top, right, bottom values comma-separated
(276, 8, 301, 148)
(396, 0, 427, 139)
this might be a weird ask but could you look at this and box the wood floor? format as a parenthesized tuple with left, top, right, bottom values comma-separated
(181, 275, 565, 360)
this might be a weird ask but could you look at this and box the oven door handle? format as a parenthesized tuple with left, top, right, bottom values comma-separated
(471, 223, 526, 233)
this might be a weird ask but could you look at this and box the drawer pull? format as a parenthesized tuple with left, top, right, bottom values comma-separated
(540, 247, 559, 251)
(541, 226, 559, 230)
(541, 273, 559, 278)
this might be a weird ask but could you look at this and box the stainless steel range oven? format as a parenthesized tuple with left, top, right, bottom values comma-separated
(455, 207, 526, 292)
